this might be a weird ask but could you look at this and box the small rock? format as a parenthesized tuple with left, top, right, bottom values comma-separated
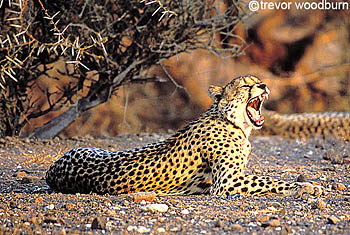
(170, 227, 180, 232)
(280, 225, 291, 235)
(58, 229, 66, 235)
(34, 197, 43, 204)
(332, 183, 346, 191)
(327, 215, 340, 224)
(44, 216, 58, 224)
(270, 202, 281, 208)
(45, 204, 55, 210)
(181, 209, 190, 215)
(21, 177, 33, 184)
(261, 217, 280, 228)
(256, 215, 270, 223)
(127, 225, 137, 232)
(123, 200, 130, 206)
(230, 224, 243, 231)
(126, 192, 156, 203)
(9, 202, 17, 209)
(343, 157, 350, 164)
(280, 209, 287, 215)
(157, 227, 166, 233)
(15, 171, 27, 178)
(214, 220, 224, 228)
(91, 217, 106, 230)
(136, 226, 150, 233)
(141, 204, 169, 213)
(301, 194, 309, 200)
(65, 203, 75, 210)
(139, 200, 147, 205)
(296, 174, 306, 182)
(269, 218, 280, 227)
(253, 169, 262, 174)
(312, 199, 326, 210)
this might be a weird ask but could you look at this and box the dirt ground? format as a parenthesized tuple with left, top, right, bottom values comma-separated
(0, 133, 349, 234)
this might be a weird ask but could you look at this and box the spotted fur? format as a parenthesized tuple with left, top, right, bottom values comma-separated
(46, 75, 325, 197)
(260, 110, 350, 141)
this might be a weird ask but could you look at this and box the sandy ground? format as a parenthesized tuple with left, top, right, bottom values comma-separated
(0, 133, 349, 234)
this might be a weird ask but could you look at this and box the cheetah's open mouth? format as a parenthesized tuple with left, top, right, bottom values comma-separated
(246, 93, 268, 127)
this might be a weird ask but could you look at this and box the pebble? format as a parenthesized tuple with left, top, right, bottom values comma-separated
(181, 209, 190, 215)
(312, 199, 326, 210)
(43, 216, 58, 224)
(91, 217, 106, 229)
(296, 174, 306, 182)
(327, 215, 340, 224)
(34, 197, 43, 204)
(280, 208, 287, 215)
(170, 227, 180, 232)
(332, 183, 346, 191)
(261, 217, 280, 228)
(65, 203, 75, 210)
(280, 225, 291, 235)
(269, 218, 280, 227)
(136, 226, 151, 233)
(127, 225, 151, 233)
(343, 157, 350, 164)
(15, 171, 27, 177)
(157, 227, 166, 233)
(45, 204, 55, 210)
(270, 202, 281, 208)
(230, 224, 243, 231)
(214, 220, 224, 228)
(256, 215, 270, 223)
(127, 225, 137, 232)
(141, 204, 169, 213)
(21, 177, 33, 184)
(252, 169, 262, 174)
(126, 192, 156, 203)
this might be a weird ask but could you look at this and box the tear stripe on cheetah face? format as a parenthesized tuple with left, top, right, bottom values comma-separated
(46, 75, 325, 198)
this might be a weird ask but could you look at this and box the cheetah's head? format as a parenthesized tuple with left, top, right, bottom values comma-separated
(208, 75, 269, 132)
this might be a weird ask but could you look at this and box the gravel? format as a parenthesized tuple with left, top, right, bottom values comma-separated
(0, 134, 349, 234)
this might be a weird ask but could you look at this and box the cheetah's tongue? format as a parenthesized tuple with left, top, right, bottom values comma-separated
(247, 97, 264, 126)
(247, 106, 262, 122)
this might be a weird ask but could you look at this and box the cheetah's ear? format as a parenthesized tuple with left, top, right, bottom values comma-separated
(208, 85, 223, 102)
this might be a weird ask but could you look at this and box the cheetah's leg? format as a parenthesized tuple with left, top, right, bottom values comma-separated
(210, 174, 325, 198)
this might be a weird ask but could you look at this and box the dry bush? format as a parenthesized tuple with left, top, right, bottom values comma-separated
(0, 0, 248, 138)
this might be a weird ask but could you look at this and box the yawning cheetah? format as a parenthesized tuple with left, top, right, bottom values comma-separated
(46, 75, 325, 197)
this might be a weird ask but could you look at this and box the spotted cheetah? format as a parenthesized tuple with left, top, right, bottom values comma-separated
(46, 75, 325, 197)
(259, 109, 350, 141)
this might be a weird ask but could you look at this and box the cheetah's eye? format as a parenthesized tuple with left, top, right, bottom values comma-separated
(240, 85, 250, 88)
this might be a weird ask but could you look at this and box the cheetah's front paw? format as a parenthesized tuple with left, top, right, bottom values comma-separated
(294, 182, 326, 198)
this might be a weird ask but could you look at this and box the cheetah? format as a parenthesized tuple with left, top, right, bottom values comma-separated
(259, 109, 350, 141)
(46, 75, 325, 197)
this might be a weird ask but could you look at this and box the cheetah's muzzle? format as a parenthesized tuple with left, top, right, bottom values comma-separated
(246, 91, 269, 127)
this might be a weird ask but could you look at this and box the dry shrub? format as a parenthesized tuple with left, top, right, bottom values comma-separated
(0, 0, 247, 137)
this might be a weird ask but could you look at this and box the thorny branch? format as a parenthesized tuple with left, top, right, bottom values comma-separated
(0, 0, 248, 138)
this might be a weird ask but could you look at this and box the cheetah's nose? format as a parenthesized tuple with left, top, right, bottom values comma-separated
(258, 84, 266, 90)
